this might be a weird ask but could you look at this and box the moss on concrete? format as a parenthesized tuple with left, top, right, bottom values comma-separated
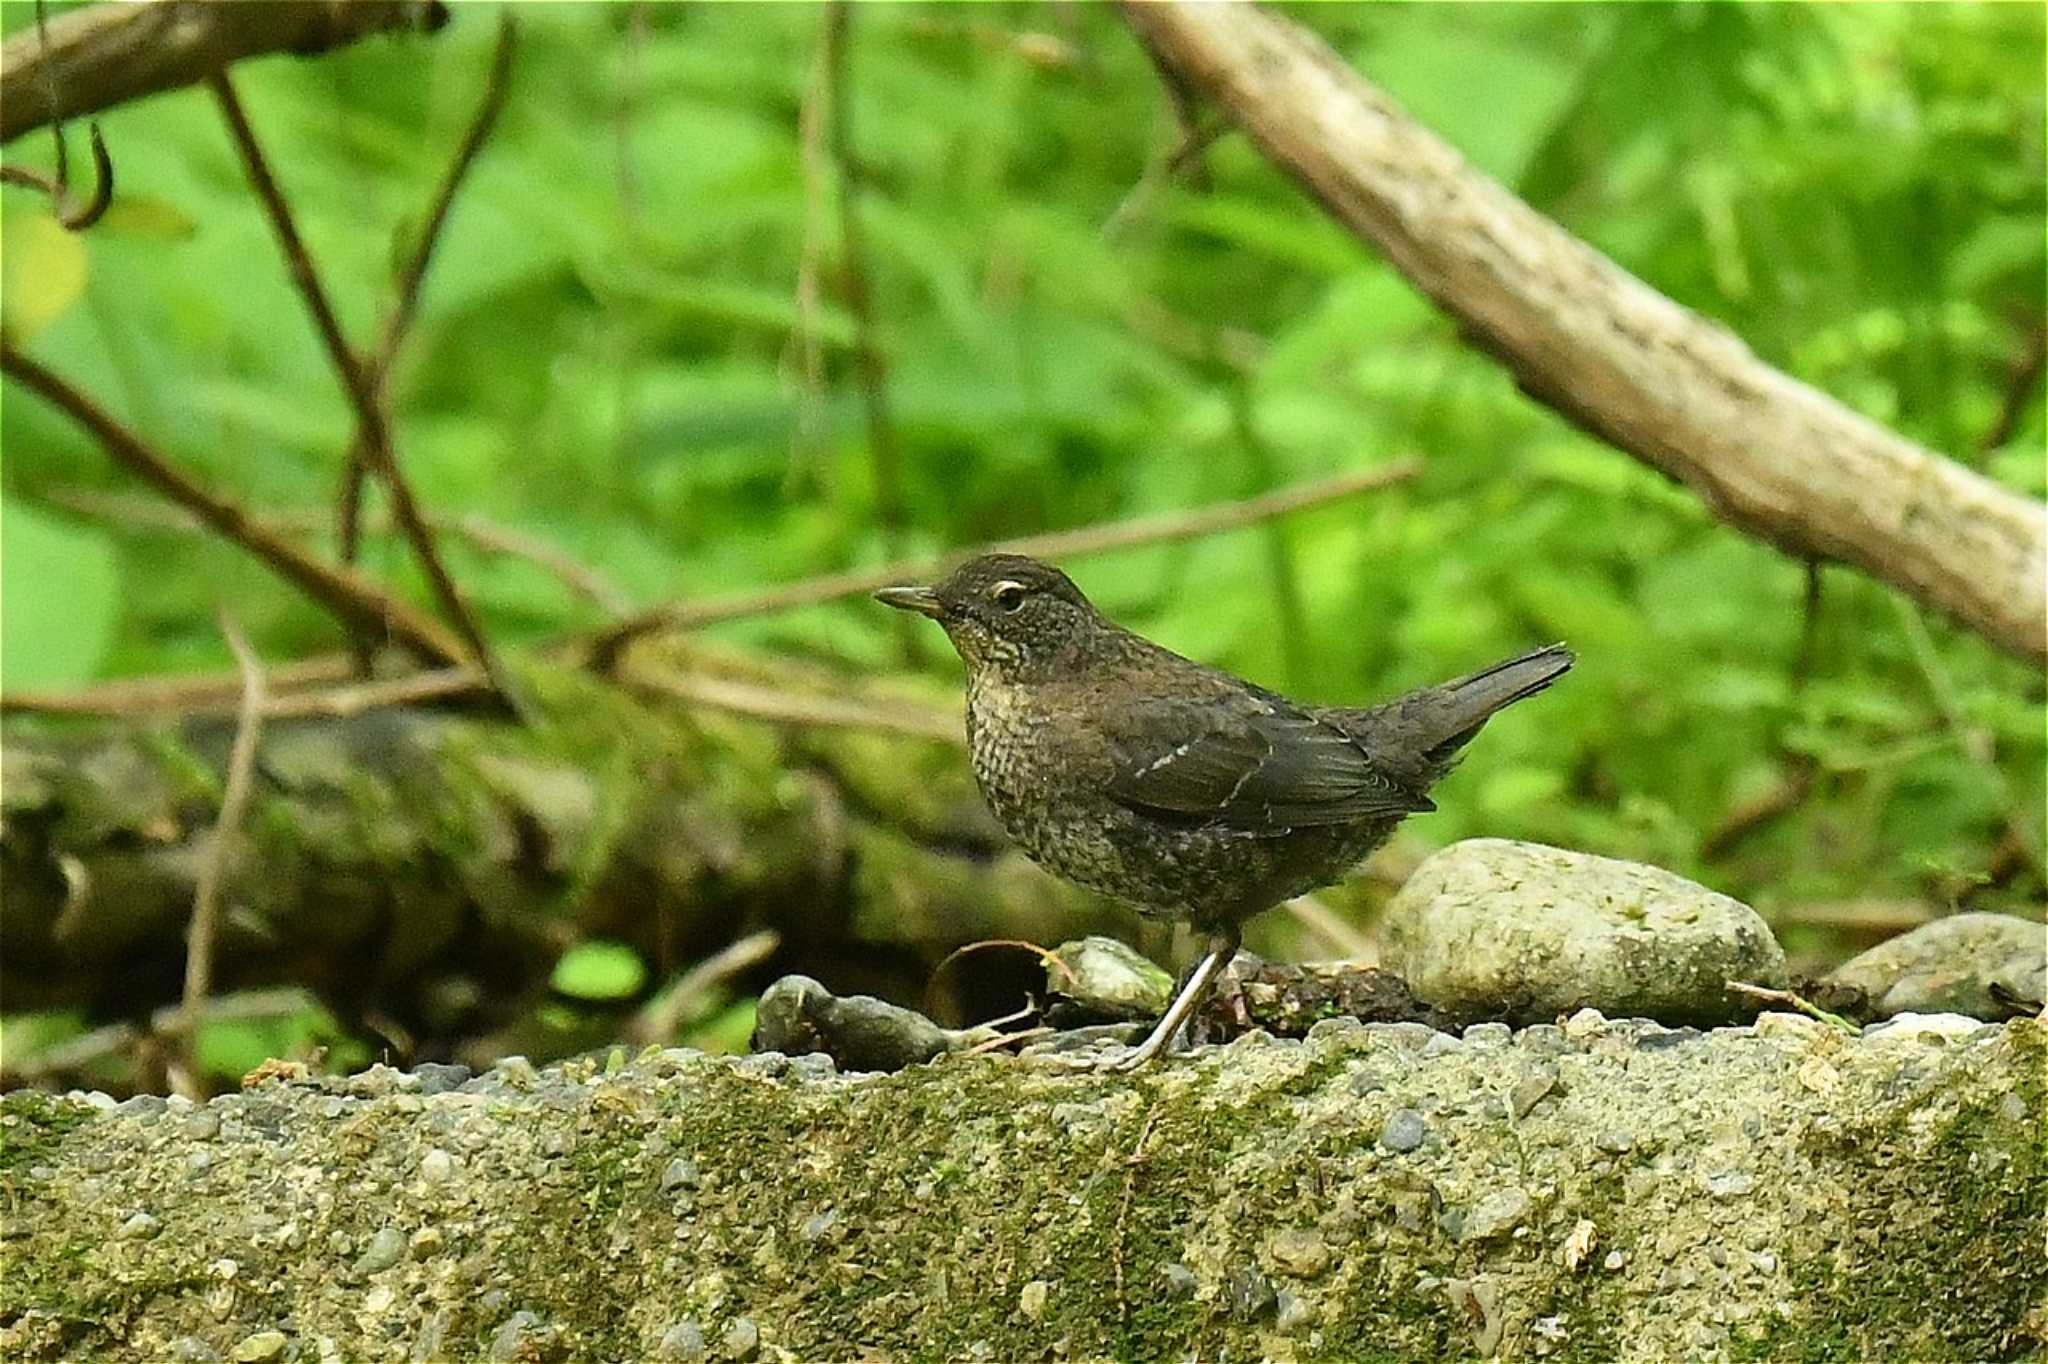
(1, 1016, 2042, 1362)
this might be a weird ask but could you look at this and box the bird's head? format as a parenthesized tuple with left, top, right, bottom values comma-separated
(874, 553, 1105, 681)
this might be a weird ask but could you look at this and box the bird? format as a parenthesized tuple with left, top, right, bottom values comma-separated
(875, 553, 1572, 1068)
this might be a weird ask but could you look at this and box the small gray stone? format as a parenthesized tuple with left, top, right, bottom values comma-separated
(1826, 913, 2044, 1020)
(1381, 840, 1787, 1025)
(1380, 1108, 1428, 1153)
(1267, 1227, 1330, 1277)
(488, 1311, 545, 1362)
(420, 1149, 456, 1184)
(412, 1063, 472, 1094)
(169, 1338, 223, 1363)
(1306, 1015, 1364, 1043)
(1370, 1021, 1437, 1051)
(1463, 1022, 1513, 1047)
(657, 1320, 708, 1363)
(662, 1157, 700, 1191)
(1703, 1171, 1756, 1200)
(1594, 1129, 1635, 1155)
(1863, 1012, 1991, 1046)
(1275, 1289, 1314, 1333)
(1018, 1279, 1049, 1320)
(1459, 1188, 1532, 1242)
(115, 1094, 168, 1118)
(118, 1211, 161, 1240)
(787, 1052, 837, 1080)
(1226, 1265, 1275, 1319)
(753, 975, 952, 1072)
(1510, 1067, 1558, 1118)
(230, 1330, 287, 1363)
(722, 1316, 760, 1360)
(1157, 1263, 1198, 1296)
(1046, 936, 1174, 1020)
(799, 1210, 838, 1242)
(409, 1311, 449, 1364)
(351, 1225, 406, 1277)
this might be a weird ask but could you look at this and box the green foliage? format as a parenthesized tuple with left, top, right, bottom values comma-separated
(1, 2, 2040, 937)
(0, 497, 118, 689)
(192, 1005, 369, 1084)
(550, 940, 649, 1002)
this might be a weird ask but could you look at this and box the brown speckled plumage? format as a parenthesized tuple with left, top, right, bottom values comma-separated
(877, 553, 1572, 1065)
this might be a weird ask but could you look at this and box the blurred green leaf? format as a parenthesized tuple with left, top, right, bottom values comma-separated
(0, 499, 119, 690)
(551, 940, 648, 1002)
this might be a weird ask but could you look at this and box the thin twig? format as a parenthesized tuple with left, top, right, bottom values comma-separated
(173, 612, 268, 1083)
(628, 929, 783, 1046)
(1892, 596, 2043, 882)
(924, 939, 1078, 1018)
(823, 1, 909, 598)
(1980, 321, 2045, 456)
(957, 1023, 1055, 1059)
(614, 2, 650, 222)
(0, 123, 114, 230)
(1114, 1099, 1166, 1327)
(260, 666, 486, 718)
(50, 489, 633, 615)
(1102, 119, 1226, 239)
(0, 340, 468, 665)
(1228, 382, 1310, 688)
(621, 660, 963, 744)
(0, 0, 115, 229)
(1701, 760, 1815, 862)
(1726, 979, 1859, 1034)
(1282, 893, 1374, 962)
(785, 11, 836, 481)
(339, 13, 518, 564)
(589, 459, 1421, 664)
(209, 69, 519, 714)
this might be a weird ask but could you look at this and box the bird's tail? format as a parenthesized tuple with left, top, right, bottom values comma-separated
(1369, 643, 1574, 778)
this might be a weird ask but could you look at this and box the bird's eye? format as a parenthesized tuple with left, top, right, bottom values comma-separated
(991, 582, 1026, 613)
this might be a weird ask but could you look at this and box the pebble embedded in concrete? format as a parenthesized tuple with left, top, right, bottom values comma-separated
(1380, 1108, 1428, 1153)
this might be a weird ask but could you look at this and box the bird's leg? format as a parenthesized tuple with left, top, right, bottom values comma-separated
(1110, 925, 1242, 1071)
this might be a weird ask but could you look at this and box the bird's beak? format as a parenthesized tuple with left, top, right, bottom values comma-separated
(873, 584, 946, 619)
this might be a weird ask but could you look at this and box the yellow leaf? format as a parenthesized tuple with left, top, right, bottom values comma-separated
(0, 210, 89, 342)
(100, 194, 198, 242)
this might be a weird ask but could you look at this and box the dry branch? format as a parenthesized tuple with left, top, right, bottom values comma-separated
(47, 489, 632, 615)
(173, 613, 267, 1058)
(5, 463, 1418, 721)
(1119, 1, 2048, 667)
(0, 341, 467, 665)
(590, 458, 1421, 663)
(0, 0, 447, 143)
(208, 71, 519, 711)
(339, 12, 519, 565)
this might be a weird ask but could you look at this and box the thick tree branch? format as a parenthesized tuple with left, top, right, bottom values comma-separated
(1119, 1, 2048, 667)
(0, 0, 447, 144)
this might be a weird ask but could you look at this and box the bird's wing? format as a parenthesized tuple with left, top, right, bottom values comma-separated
(1101, 692, 1433, 831)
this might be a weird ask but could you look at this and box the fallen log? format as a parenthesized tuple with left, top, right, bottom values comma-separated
(0, 654, 1121, 1058)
